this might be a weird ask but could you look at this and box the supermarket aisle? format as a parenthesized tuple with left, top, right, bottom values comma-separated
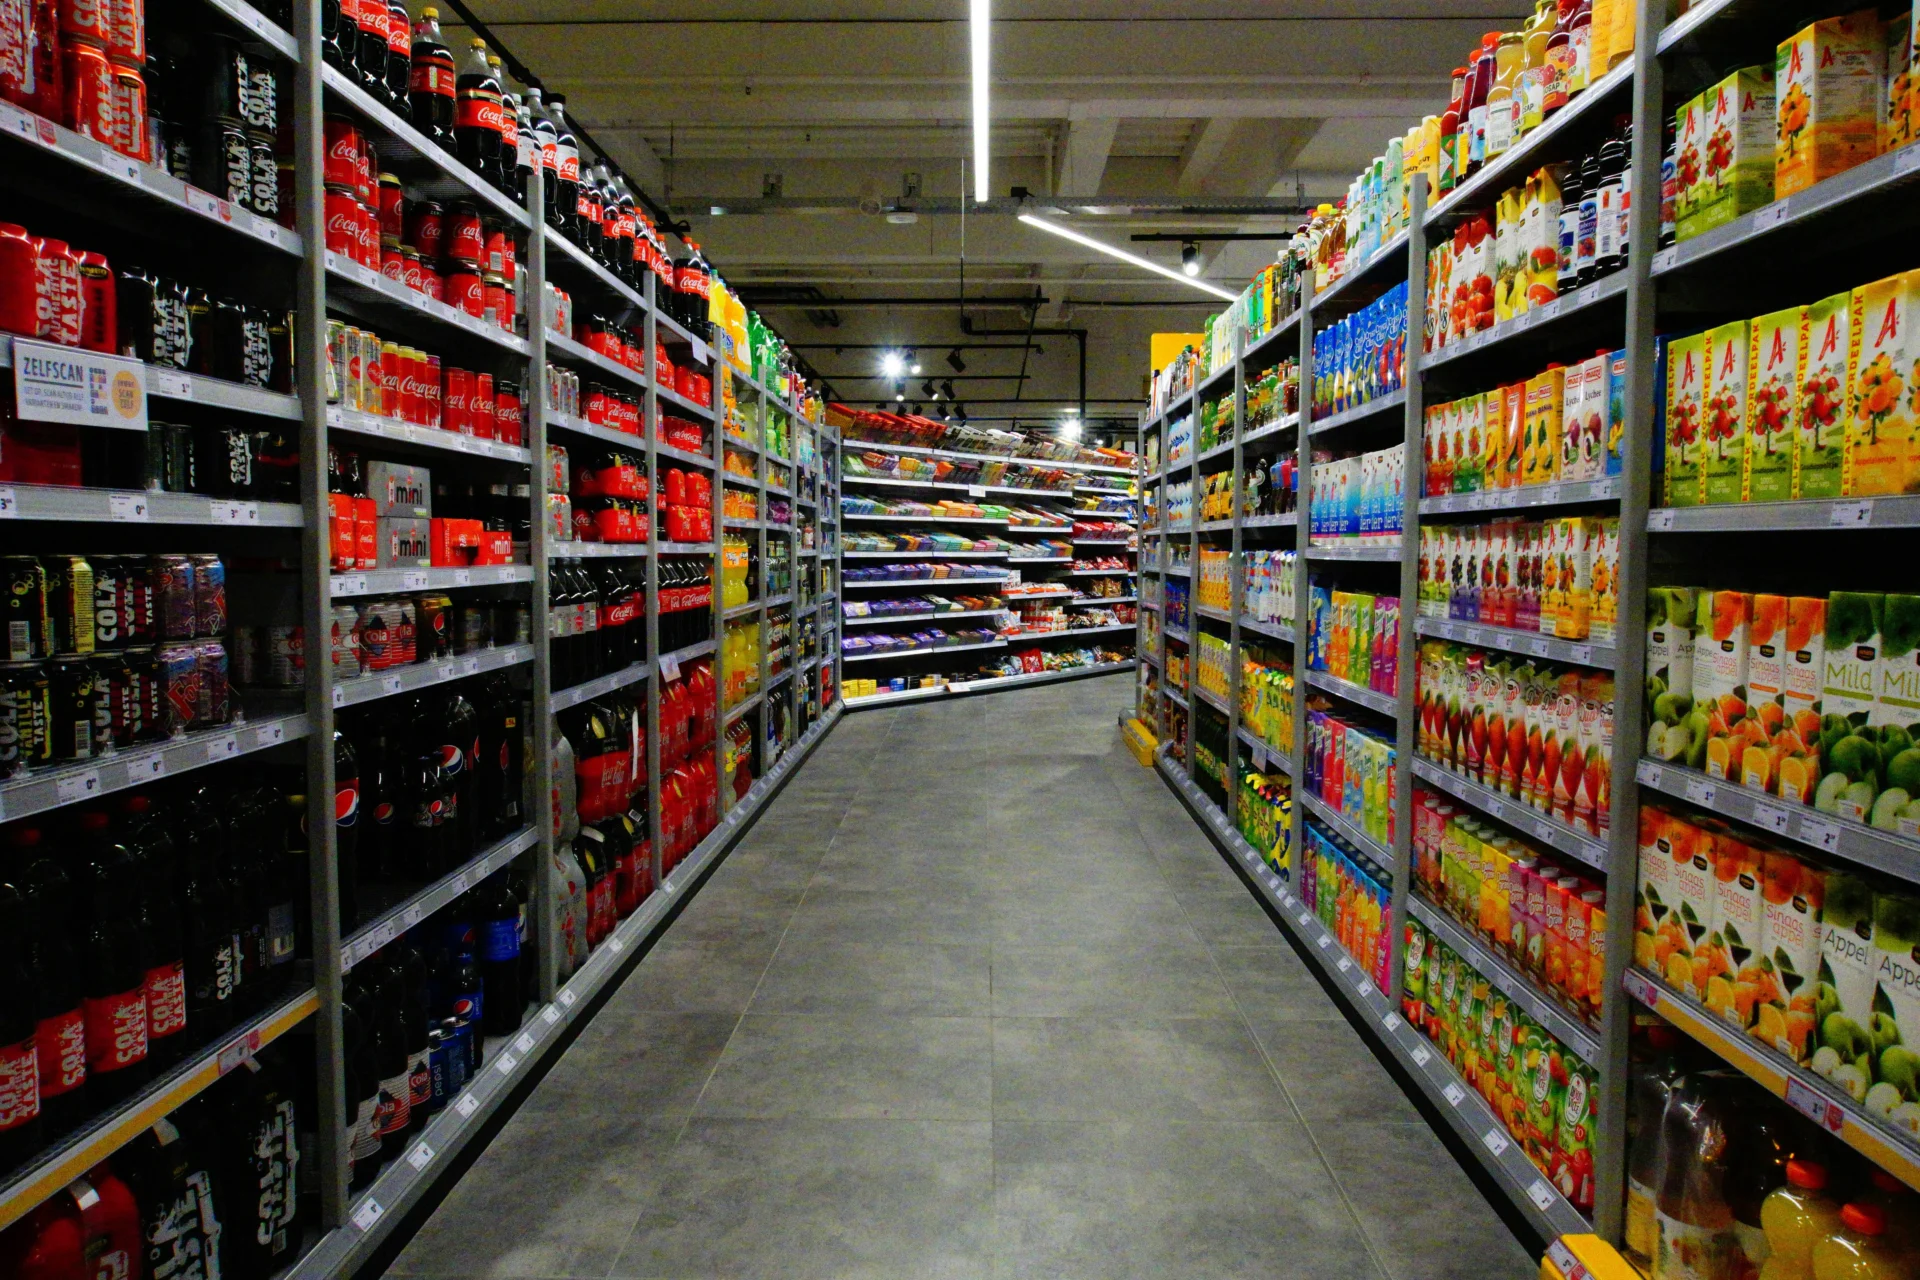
(385, 677, 1534, 1279)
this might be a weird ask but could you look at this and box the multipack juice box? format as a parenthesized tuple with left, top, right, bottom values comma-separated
(1704, 320, 1752, 503)
(1871, 889, 1920, 1126)
(1589, 517, 1619, 644)
(1696, 66, 1778, 235)
(1748, 307, 1807, 503)
(1756, 849, 1825, 1060)
(1776, 11, 1887, 198)
(1694, 590, 1754, 781)
(1845, 269, 1920, 497)
(1647, 586, 1701, 762)
(1814, 869, 1879, 1100)
(1820, 591, 1886, 820)
(1705, 830, 1766, 1027)
(1780, 596, 1829, 803)
(1524, 365, 1566, 487)
(1552, 516, 1592, 640)
(1673, 93, 1709, 236)
(1665, 332, 1709, 506)
(1742, 594, 1791, 793)
(1799, 292, 1852, 498)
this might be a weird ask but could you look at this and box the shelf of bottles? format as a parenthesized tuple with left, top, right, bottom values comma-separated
(0, 0, 842, 1269)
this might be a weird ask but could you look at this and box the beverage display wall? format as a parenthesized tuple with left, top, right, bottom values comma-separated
(1139, 0, 1920, 1251)
(0, 0, 842, 1269)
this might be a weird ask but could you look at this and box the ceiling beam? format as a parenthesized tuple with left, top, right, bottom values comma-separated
(1055, 117, 1120, 196)
(1174, 118, 1235, 195)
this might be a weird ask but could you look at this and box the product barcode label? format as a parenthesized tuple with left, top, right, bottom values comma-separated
(1829, 499, 1874, 527)
(1443, 1083, 1465, 1106)
(455, 1093, 478, 1118)
(1411, 1045, 1431, 1066)
(407, 1142, 434, 1171)
(109, 493, 147, 521)
(1784, 1078, 1846, 1133)
(1528, 1179, 1557, 1211)
(1482, 1128, 1510, 1156)
(351, 1199, 383, 1231)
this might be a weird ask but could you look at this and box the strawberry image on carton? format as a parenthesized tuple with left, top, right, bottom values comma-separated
(1665, 331, 1708, 506)
(1776, 11, 1887, 199)
(1799, 292, 1852, 498)
(1704, 320, 1752, 504)
(1845, 269, 1920, 497)
(1748, 307, 1807, 503)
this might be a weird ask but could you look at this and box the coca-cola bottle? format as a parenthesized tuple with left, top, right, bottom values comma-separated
(547, 94, 580, 240)
(385, 0, 412, 110)
(510, 93, 536, 204)
(527, 87, 561, 230)
(179, 790, 239, 1038)
(355, 0, 391, 102)
(408, 6, 456, 152)
(117, 797, 188, 1067)
(578, 161, 607, 256)
(487, 55, 518, 197)
(476, 678, 525, 840)
(570, 825, 610, 946)
(0, 880, 41, 1171)
(75, 812, 150, 1105)
(454, 38, 503, 188)
(335, 728, 361, 930)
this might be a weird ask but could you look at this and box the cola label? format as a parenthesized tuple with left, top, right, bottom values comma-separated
(241, 315, 273, 387)
(538, 135, 555, 173)
(335, 780, 358, 828)
(410, 60, 454, 98)
(217, 127, 250, 204)
(515, 129, 533, 172)
(406, 1047, 431, 1112)
(556, 143, 578, 183)
(144, 962, 187, 1039)
(247, 66, 278, 131)
(36, 1008, 86, 1097)
(249, 146, 279, 221)
(93, 570, 123, 648)
(0, 1035, 38, 1132)
(83, 986, 150, 1073)
(156, 290, 190, 369)
(248, 1099, 298, 1251)
(455, 95, 503, 132)
(0, 2, 32, 101)
(375, 1070, 410, 1136)
(192, 939, 238, 1009)
(145, 1167, 220, 1280)
(348, 1093, 381, 1167)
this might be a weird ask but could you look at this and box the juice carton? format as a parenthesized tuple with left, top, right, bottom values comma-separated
(1547, 670, 1584, 823)
(1523, 365, 1566, 487)
(1742, 594, 1790, 795)
(1667, 812, 1720, 999)
(1307, 585, 1333, 669)
(1559, 360, 1589, 483)
(1553, 1054, 1597, 1215)
(1780, 596, 1829, 803)
(1819, 590, 1885, 820)
(1874, 593, 1920, 834)
(1883, 11, 1914, 153)
(1694, 66, 1777, 236)
(1748, 307, 1807, 502)
(1705, 830, 1766, 1027)
(1607, 350, 1628, 476)
(1693, 590, 1753, 781)
(1589, 517, 1620, 644)
(1799, 292, 1852, 498)
(1565, 353, 1610, 481)
(1578, 672, 1615, 837)
(1538, 522, 1562, 636)
(1636, 806, 1682, 972)
(1870, 888, 1920, 1123)
(1524, 167, 1563, 307)
(1814, 869, 1879, 1100)
(1552, 516, 1592, 641)
(1757, 849, 1826, 1061)
(1673, 93, 1709, 235)
(1495, 186, 1526, 324)
(1776, 11, 1887, 199)
(1845, 269, 1920, 497)
(1665, 331, 1709, 506)
(1647, 586, 1700, 762)
(1703, 320, 1752, 504)
(1501, 382, 1527, 487)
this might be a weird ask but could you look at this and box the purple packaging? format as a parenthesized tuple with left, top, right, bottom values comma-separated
(156, 644, 200, 736)
(152, 554, 197, 641)
(195, 640, 230, 726)
(190, 554, 226, 638)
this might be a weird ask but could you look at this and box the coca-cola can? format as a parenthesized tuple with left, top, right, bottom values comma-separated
(189, 553, 225, 637)
(423, 353, 441, 428)
(154, 643, 198, 735)
(90, 650, 132, 748)
(103, 0, 139, 63)
(400, 347, 424, 424)
(108, 58, 145, 161)
(329, 603, 361, 677)
(483, 273, 510, 331)
(323, 185, 358, 257)
(247, 131, 278, 218)
(445, 204, 483, 266)
(404, 199, 442, 261)
(194, 639, 228, 725)
(354, 138, 373, 206)
(495, 379, 522, 445)
(400, 245, 424, 293)
(323, 115, 359, 189)
(472, 372, 494, 435)
(377, 340, 401, 417)
(58, 0, 105, 44)
(122, 645, 160, 741)
(380, 248, 404, 284)
(444, 267, 482, 317)
(0, 225, 37, 336)
(443, 366, 470, 434)
(482, 222, 508, 275)
(355, 328, 381, 415)
(420, 263, 443, 303)
(0, 661, 51, 775)
(151, 553, 196, 641)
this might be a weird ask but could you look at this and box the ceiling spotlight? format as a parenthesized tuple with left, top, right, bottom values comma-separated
(953, 402, 967, 420)
(880, 350, 905, 378)
(1181, 241, 1201, 277)
(911, 403, 923, 415)
(946, 348, 966, 373)
(895, 391, 905, 402)
(922, 380, 938, 400)
(907, 349, 922, 375)
(941, 379, 957, 400)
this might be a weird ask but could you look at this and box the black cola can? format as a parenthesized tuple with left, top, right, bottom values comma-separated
(193, 117, 251, 209)
(246, 132, 278, 220)
(0, 661, 50, 775)
(124, 646, 162, 742)
(90, 555, 128, 651)
(47, 654, 100, 763)
(2, 556, 47, 662)
(148, 421, 195, 493)
(87, 651, 127, 752)
(119, 556, 156, 647)
(43, 556, 95, 656)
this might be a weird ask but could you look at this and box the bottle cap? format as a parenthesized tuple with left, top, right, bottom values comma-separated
(1841, 1203, 1886, 1235)
(1869, 1169, 1909, 1195)
(1784, 1159, 1827, 1190)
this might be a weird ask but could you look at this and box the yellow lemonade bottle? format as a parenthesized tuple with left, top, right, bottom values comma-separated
(1811, 1204, 1913, 1280)
(1759, 1159, 1841, 1280)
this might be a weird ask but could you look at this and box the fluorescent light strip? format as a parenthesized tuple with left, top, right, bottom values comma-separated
(972, 0, 990, 202)
(1017, 214, 1238, 301)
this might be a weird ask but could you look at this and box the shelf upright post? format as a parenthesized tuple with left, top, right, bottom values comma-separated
(1156, 410, 1171, 744)
(291, 0, 347, 1227)
(1290, 295, 1316, 876)
(1225, 328, 1247, 823)
(1388, 175, 1430, 1009)
(759, 389, 770, 765)
(524, 165, 557, 1004)
(713, 374, 728, 826)
(643, 271, 664, 894)
(1594, 8, 1665, 1244)
(1185, 383, 1201, 783)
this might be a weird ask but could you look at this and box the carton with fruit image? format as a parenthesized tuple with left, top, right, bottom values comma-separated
(1646, 586, 1702, 763)
(1780, 596, 1829, 803)
(1673, 94, 1708, 236)
(1886, 11, 1915, 153)
(1872, 593, 1920, 835)
(1774, 11, 1887, 199)
(1798, 292, 1852, 498)
(1589, 517, 1619, 644)
(1636, 806, 1680, 971)
(1695, 66, 1777, 236)
(1693, 590, 1753, 783)
(1747, 307, 1806, 504)
(1553, 517, 1592, 641)
(1575, 671, 1613, 837)
(1668, 812, 1720, 998)
(1551, 1054, 1596, 1213)
(1704, 829, 1765, 1028)
(1818, 590, 1885, 820)
(1813, 869, 1879, 1101)
(1524, 365, 1566, 487)
(1869, 890, 1920, 1136)
(1756, 849, 1826, 1061)
(1844, 270, 1920, 497)
(1741, 594, 1790, 795)
(1703, 320, 1752, 504)
(1665, 332, 1708, 506)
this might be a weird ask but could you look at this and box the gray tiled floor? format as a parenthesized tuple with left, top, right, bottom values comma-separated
(386, 676, 1535, 1279)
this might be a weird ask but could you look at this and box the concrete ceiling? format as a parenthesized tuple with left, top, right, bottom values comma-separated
(456, 0, 1523, 431)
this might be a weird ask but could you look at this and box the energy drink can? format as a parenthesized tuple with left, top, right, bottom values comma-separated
(89, 651, 131, 749)
(47, 654, 99, 762)
(155, 643, 200, 736)
(152, 554, 196, 640)
(1, 556, 47, 662)
(190, 554, 227, 637)
(44, 556, 96, 655)
(0, 661, 50, 775)
(122, 646, 159, 743)
(195, 640, 229, 725)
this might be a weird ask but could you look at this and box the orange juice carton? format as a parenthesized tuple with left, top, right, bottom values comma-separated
(1564, 353, 1610, 481)
(1673, 93, 1709, 237)
(1883, 11, 1914, 152)
(1705, 830, 1766, 1026)
(1775, 11, 1887, 199)
(1814, 869, 1878, 1100)
(1589, 517, 1620, 644)
(1800, 293, 1852, 498)
(1694, 66, 1778, 236)
(1636, 807, 1681, 972)
(1552, 517, 1592, 641)
(1693, 590, 1753, 782)
(1779, 596, 1829, 803)
(1483, 388, 1508, 488)
(1743, 594, 1791, 794)
(1756, 849, 1826, 1061)
(1845, 269, 1920, 497)
(1668, 813, 1720, 998)
(1703, 320, 1752, 504)
(1522, 167, 1563, 308)
(1819, 591, 1885, 822)
(1873, 593, 1920, 833)
(1748, 307, 1807, 503)
(1523, 364, 1566, 487)
(1494, 186, 1526, 324)
(1646, 586, 1699, 762)
(1665, 331, 1709, 506)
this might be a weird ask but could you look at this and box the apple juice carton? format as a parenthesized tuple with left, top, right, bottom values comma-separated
(1747, 307, 1807, 503)
(1779, 596, 1829, 803)
(1776, 11, 1887, 199)
(1696, 66, 1777, 235)
(1705, 830, 1765, 1027)
(1799, 292, 1852, 498)
(1873, 593, 1920, 834)
(1819, 590, 1885, 821)
(1870, 889, 1920, 1122)
(1646, 587, 1699, 757)
(1703, 320, 1752, 504)
(1845, 269, 1920, 497)
(1756, 850, 1826, 1061)
(1589, 517, 1620, 644)
(1523, 365, 1566, 487)
(1693, 590, 1754, 781)
(1665, 331, 1709, 506)
(1814, 869, 1879, 1100)
(1674, 93, 1709, 239)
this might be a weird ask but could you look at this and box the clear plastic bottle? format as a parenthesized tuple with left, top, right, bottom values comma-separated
(1624, 1029, 1688, 1268)
(1653, 1074, 1739, 1280)
(1811, 1204, 1914, 1280)
(1759, 1160, 1842, 1280)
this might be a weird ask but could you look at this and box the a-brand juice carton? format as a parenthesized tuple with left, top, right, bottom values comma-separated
(1667, 812, 1720, 999)
(1607, 350, 1628, 475)
(1523, 365, 1566, 486)
(1799, 292, 1852, 498)
(1883, 11, 1914, 153)
(1776, 11, 1887, 198)
(1820, 590, 1885, 820)
(1517, 523, 1542, 631)
(1704, 319, 1752, 504)
(1874, 594, 1920, 835)
(1694, 66, 1777, 236)
(1871, 888, 1920, 1125)
(1780, 595, 1829, 803)
(1538, 523, 1563, 636)
(1589, 517, 1620, 644)
(1815, 869, 1879, 1100)
(1757, 849, 1826, 1061)
(1706, 830, 1765, 1027)
(1748, 307, 1807, 502)
(1501, 382, 1527, 488)
(1845, 269, 1920, 497)
(1673, 93, 1709, 232)
(1646, 586, 1700, 761)
(1665, 332, 1709, 506)
(1553, 516, 1593, 640)
(1636, 806, 1682, 971)
(1694, 590, 1754, 782)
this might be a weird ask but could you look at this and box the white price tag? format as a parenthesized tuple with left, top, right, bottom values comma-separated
(1482, 1128, 1510, 1157)
(1487, 797, 1506, 819)
(1784, 1078, 1846, 1133)
(1648, 508, 1675, 531)
(153, 369, 191, 398)
(1336, 956, 1352, 972)
(459, 657, 480, 677)
(660, 653, 681, 681)
(332, 685, 346, 707)
(1578, 283, 1599, 308)
(1316, 934, 1333, 949)
(109, 492, 147, 521)
(1528, 1179, 1556, 1211)
(402, 571, 429, 590)
(1798, 815, 1842, 852)
(1541, 483, 1562, 506)
(1653, 248, 1678, 273)
(1411, 1045, 1431, 1066)
(1685, 777, 1716, 806)
(560, 988, 577, 1007)
(1382, 1012, 1401, 1031)
(1621, 968, 1659, 1007)
(1444, 1082, 1466, 1107)
(1829, 499, 1874, 527)
(406, 1142, 434, 1171)
(205, 734, 239, 761)
(1754, 803, 1793, 835)
(401, 904, 423, 928)
(1754, 200, 1790, 231)
(1570, 644, 1592, 665)
(1528, 636, 1551, 658)
(1299, 909, 1314, 927)
(0, 485, 13, 517)
(607, 935, 624, 952)
(139, 754, 166, 779)
(1540, 299, 1562, 321)
(55, 770, 101, 803)
(967, 485, 987, 498)
(1636, 759, 1659, 786)
(514, 1032, 536, 1055)
(1897, 143, 1920, 174)
(495, 1052, 517, 1075)
(452, 569, 471, 585)
(256, 721, 285, 747)
(542, 1006, 560, 1025)
(381, 674, 402, 696)
(455, 1092, 479, 1118)
(216, 1030, 260, 1074)
(437, 661, 458, 680)
(351, 1199, 383, 1231)
(215, 500, 259, 525)
(1462, 627, 1483, 646)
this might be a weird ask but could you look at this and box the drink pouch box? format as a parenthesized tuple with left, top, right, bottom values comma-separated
(375, 518, 431, 568)
(1307, 585, 1333, 669)
(1673, 93, 1709, 234)
(1703, 320, 1752, 503)
(1845, 269, 1920, 497)
(1820, 590, 1884, 820)
(1706, 830, 1765, 1027)
(1523, 365, 1566, 486)
(1775, 11, 1886, 199)
(1799, 292, 1852, 497)
(1815, 869, 1879, 1100)
(1747, 307, 1806, 502)
(1665, 331, 1708, 506)
(1757, 849, 1825, 1061)
(1645, 586, 1699, 759)
(1526, 167, 1564, 307)
(1695, 66, 1777, 236)
(1870, 889, 1920, 1120)
(1693, 590, 1753, 780)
